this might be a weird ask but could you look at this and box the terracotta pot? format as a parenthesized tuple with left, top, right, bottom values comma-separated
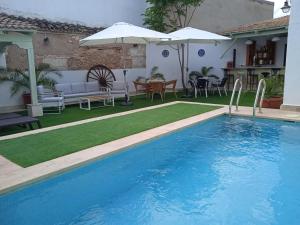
(262, 96, 283, 109)
(22, 93, 31, 106)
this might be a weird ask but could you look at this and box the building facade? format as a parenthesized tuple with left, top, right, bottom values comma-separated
(190, 0, 274, 32)
(282, 1, 300, 111)
(0, 0, 273, 32)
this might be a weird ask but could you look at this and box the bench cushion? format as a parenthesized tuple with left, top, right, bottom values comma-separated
(71, 82, 86, 94)
(85, 82, 100, 92)
(64, 92, 102, 98)
(55, 84, 72, 95)
(41, 96, 64, 103)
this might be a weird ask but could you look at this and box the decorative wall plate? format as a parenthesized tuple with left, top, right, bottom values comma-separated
(162, 49, 170, 58)
(198, 49, 206, 57)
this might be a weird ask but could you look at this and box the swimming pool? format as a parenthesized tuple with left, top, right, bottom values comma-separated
(1, 115, 300, 225)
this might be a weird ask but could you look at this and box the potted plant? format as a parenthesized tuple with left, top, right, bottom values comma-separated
(150, 66, 165, 81)
(199, 66, 216, 78)
(262, 75, 284, 109)
(0, 63, 62, 106)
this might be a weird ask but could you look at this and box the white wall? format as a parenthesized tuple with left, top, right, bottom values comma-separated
(146, 36, 287, 88)
(0, 0, 147, 27)
(283, 2, 300, 109)
(147, 42, 233, 88)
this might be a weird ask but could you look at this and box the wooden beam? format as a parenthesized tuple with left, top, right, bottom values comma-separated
(228, 27, 288, 39)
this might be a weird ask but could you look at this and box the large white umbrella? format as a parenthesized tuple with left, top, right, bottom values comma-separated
(80, 22, 171, 105)
(160, 27, 231, 95)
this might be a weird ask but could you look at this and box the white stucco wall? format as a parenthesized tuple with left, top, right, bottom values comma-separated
(146, 36, 287, 88)
(0, 0, 147, 27)
(283, 2, 300, 109)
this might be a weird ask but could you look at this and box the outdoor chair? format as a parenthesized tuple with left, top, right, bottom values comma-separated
(188, 79, 197, 98)
(37, 85, 65, 114)
(148, 81, 165, 102)
(211, 77, 228, 96)
(196, 78, 209, 98)
(164, 80, 177, 98)
(207, 75, 220, 94)
(133, 81, 150, 97)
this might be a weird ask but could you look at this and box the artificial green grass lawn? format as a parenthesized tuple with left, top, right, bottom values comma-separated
(0, 91, 255, 136)
(0, 103, 219, 167)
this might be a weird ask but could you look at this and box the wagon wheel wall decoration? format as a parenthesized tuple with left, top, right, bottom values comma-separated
(86, 65, 116, 89)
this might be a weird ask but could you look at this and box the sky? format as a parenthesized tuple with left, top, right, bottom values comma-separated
(270, 0, 290, 18)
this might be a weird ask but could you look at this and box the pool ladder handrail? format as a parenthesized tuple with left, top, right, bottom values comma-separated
(229, 78, 243, 115)
(253, 79, 266, 117)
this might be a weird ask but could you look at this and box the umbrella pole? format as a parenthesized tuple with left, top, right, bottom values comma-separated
(181, 41, 193, 98)
(185, 41, 190, 96)
(121, 38, 133, 106)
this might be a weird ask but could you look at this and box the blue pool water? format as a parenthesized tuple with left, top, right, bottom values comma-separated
(1, 116, 300, 225)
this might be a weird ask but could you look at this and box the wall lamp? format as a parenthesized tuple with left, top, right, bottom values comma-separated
(281, 0, 291, 14)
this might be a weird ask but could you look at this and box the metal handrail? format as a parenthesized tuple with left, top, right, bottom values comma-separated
(229, 79, 243, 115)
(253, 79, 266, 116)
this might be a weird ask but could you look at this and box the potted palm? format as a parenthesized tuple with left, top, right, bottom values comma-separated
(150, 66, 165, 81)
(0, 63, 62, 106)
(199, 66, 216, 78)
(262, 75, 284, 109)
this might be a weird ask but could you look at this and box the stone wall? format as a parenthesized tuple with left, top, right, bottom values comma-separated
(5, 32, 146, 70)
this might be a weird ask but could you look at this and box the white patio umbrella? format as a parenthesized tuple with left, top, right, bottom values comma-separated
(80, 22, 171, 105)
(159, 27, 231, 95)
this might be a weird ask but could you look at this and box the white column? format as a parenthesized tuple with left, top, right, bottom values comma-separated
(27, 46, 38, 105)
(0, 52, 6, 68)
(282, 2, 300, 111)
(26, 44, 43, 117)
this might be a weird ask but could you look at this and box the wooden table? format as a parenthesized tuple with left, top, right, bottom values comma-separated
(79, 95, 114, 110)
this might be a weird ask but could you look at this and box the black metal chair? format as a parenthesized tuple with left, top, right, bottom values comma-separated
(208, 75, 220, 94)
(188, 79, 197, 98)
(196, 78, 209, 98)
(211, 77, 228, 96)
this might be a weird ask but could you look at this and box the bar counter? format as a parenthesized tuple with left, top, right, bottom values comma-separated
(222, 66, 285, 90)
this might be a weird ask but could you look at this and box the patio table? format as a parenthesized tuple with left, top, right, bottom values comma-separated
(79, 95, 114, 110)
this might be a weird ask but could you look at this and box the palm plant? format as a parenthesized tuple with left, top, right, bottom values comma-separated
(189, 71, 202, 80)
(199, 66, 215, 77)
(150, 66, 165, 80)
(264, 75, 284, 98)
(0, 63, 62, 96)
